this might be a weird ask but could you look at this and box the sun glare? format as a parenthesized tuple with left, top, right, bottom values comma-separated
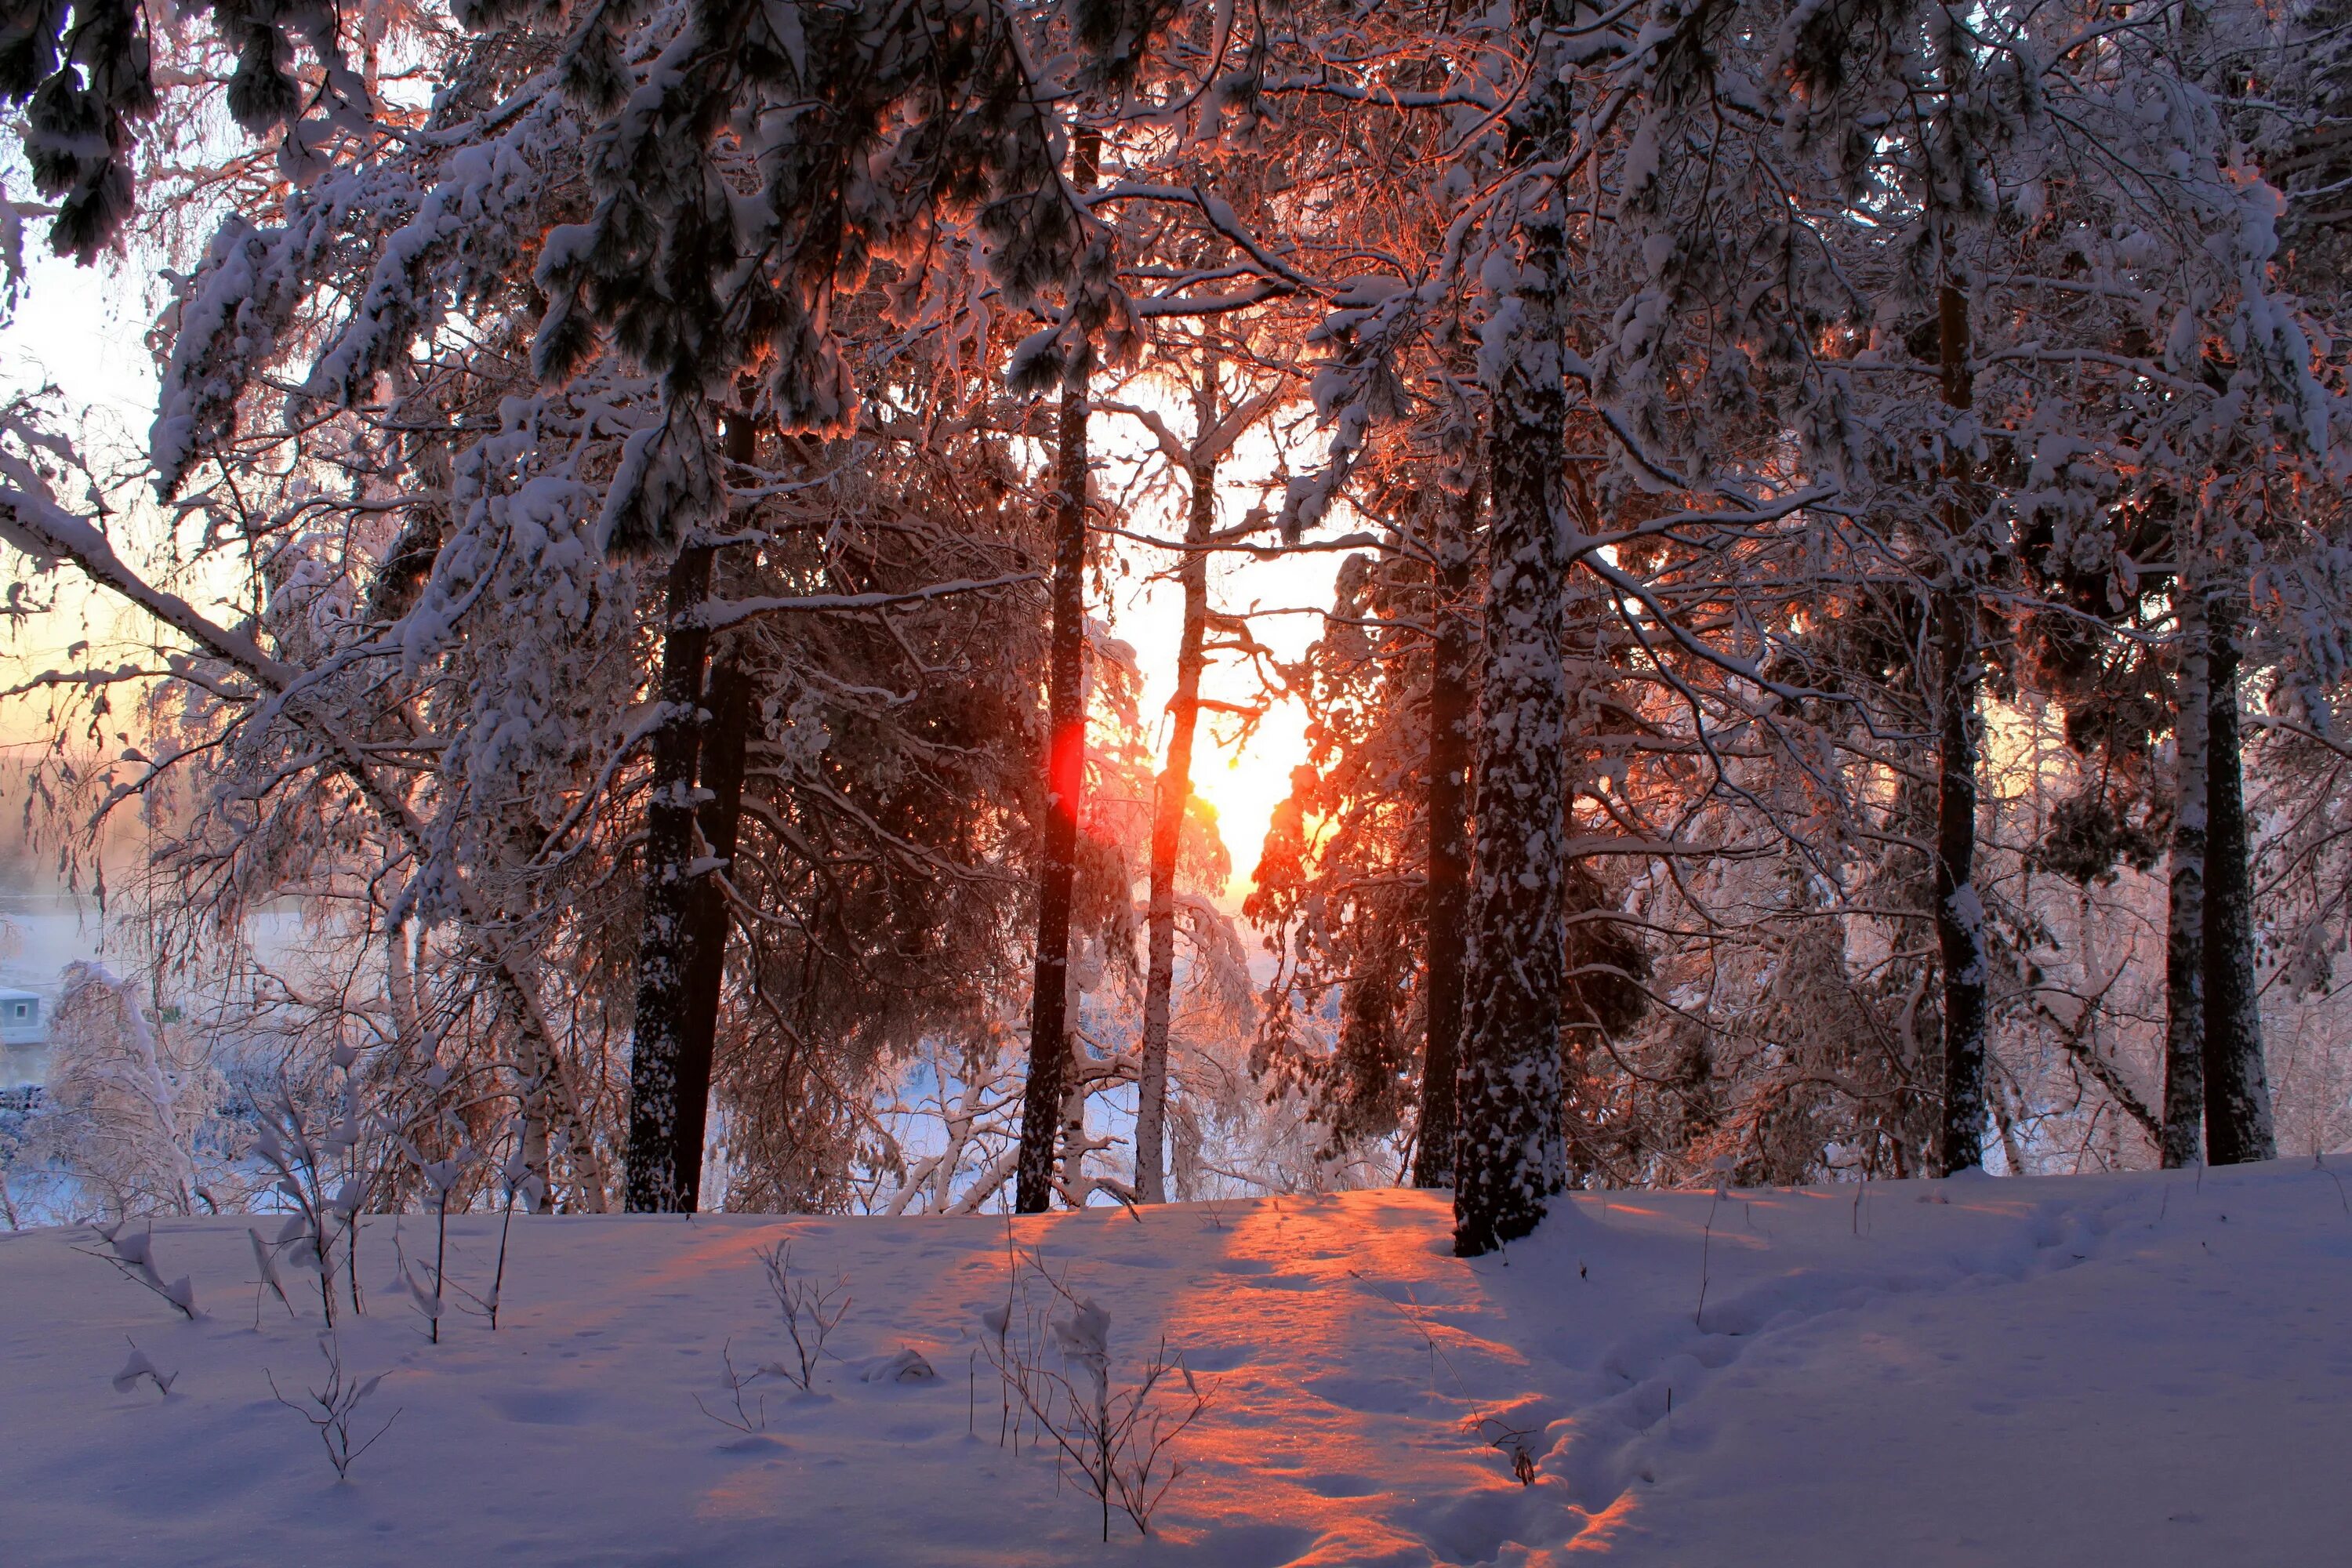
(1113, 560, 1336, 909)
(1096, 389, 1341, 911)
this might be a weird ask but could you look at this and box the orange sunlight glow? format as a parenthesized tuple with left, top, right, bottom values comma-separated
(1, 250, 1352, 914)
(1097, 387, 1343, 912)
(1145, 1190, 1639, 1563)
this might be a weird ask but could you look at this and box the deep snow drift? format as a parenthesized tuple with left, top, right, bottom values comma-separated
(5, 1161, 2350, 1566)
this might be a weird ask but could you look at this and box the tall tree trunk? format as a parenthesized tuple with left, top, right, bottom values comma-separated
(1133, 343, 1218, 1204)
(1933, 278, 1990, 1176)
(1412, 483, 1478, 1190)
(1455, 58, 1573, 1255)
(669, 638, 751, 1208)
(663, 411, 760, 1212)
(2201, 586, 2276, 1163)
(625, 536, 715, 1211)
(625, 408, 760, 1213)
(1015, 132, 1101, 1214)
(2161, 570, 2211, 1168)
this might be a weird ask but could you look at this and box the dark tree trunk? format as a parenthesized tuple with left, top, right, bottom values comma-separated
(1455, 57, 1573, 1254)
(2201, 588, 2276, 1164)
(2161, 574, 2211, 1168)
(667, 637, 752, 1208)
(665, 412, 761, 1210)
(1014, 376, 1089, 1213)
(625, 538, 716, 1212)
(1413, 485, 1477, 1190)
(1014, 132, 1100, 1213)
(1134, 344, 1217, 1205)
(1933, 279, 1990, 1177)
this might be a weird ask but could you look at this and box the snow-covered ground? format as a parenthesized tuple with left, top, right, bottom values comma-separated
(5, 1161, 2350, 1566)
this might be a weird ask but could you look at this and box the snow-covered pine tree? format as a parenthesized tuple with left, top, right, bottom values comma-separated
(455, 0, 1173, 1209)
(1775, 0, 2342, 1171)
(1773, 0, 2015, 1172)
(1247, 0, 1876, 1221)
(0, 0, 397, 260)
(1440, 0, 1588, 1254)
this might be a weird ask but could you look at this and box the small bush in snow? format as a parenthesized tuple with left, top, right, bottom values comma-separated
(692, 1240, 853, 1430)
(760, 1240, 849, 1392)
(267, 1334, 400, 1481)
(979, 1243, 1207, 1540)
(484, 1140, 539, 1330)
(78, 1220, 198, 1319)
(401, 1143, 473, 1344)
(251, 1079, 370, 1327)
(111, 1338, 177, 1397)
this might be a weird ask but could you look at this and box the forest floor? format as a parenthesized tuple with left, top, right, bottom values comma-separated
(5, 1159, 2350, 1566)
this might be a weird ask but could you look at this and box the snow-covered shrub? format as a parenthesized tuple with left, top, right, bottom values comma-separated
(760, 1240, 849, 1392)
(398, 1144, 474, 1344)
(77, 1219, 199, 1319)
(252, 1079, 372, 1328)
(978, 1243, 1207, 1539)
(37, 963, 235, 1219)
(267, 1334, 400, 1482)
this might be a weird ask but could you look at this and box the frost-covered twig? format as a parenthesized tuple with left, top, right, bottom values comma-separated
(249, 1226, 296, 1326)
(978, 1245, 1207, 1538)
(111, 1337, 177, 1397)
(760, 1240, 849, 1392)
(692, 1338, 769, 1434)
(1697, 1182, 1723, 1329)
(486, 1139, 539, 1330)
(267, 1334, 400, 1480)
(78, 1221, 198, 1319)
(409, 1146, 470, 1345)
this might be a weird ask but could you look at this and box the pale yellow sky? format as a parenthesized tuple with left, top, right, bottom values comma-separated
(2, 247, 186, 702)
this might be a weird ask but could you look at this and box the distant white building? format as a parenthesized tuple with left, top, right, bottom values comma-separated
(0, 988, 42, 1049)
(2, 988, 49, 1103)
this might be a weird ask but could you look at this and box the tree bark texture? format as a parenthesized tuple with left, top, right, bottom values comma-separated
(2161, 574, 2211, 1168)
(1455, 77, 1573, 1255)
(2201, 587, 2275, 1163)
(623, 408, 759, 1213)
(1014, 379, 1090, 1213)
(669, 637, 751, 1208)
(625, 539, 716, 1211)
(496, 956, 556, 1214)
(663, 410, 761, 1211)
(1413, 484, 1478, 1190)
(1133, 346, 1218, 1205)
(1014, 170, 1098, 1212)
(1933, 279, 1990, 1177)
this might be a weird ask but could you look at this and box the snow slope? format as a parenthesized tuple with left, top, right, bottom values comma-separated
(5, 1161, 2350, 1566)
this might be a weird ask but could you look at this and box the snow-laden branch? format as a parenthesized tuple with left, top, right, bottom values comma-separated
(695, 572, 1039, 633)
(0, 462, 290, 691)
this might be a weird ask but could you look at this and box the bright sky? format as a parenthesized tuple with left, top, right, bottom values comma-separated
(2, 249, 172, 686)
(1112, 558, 1333, 909)
(1094, 394, 1342, 909)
